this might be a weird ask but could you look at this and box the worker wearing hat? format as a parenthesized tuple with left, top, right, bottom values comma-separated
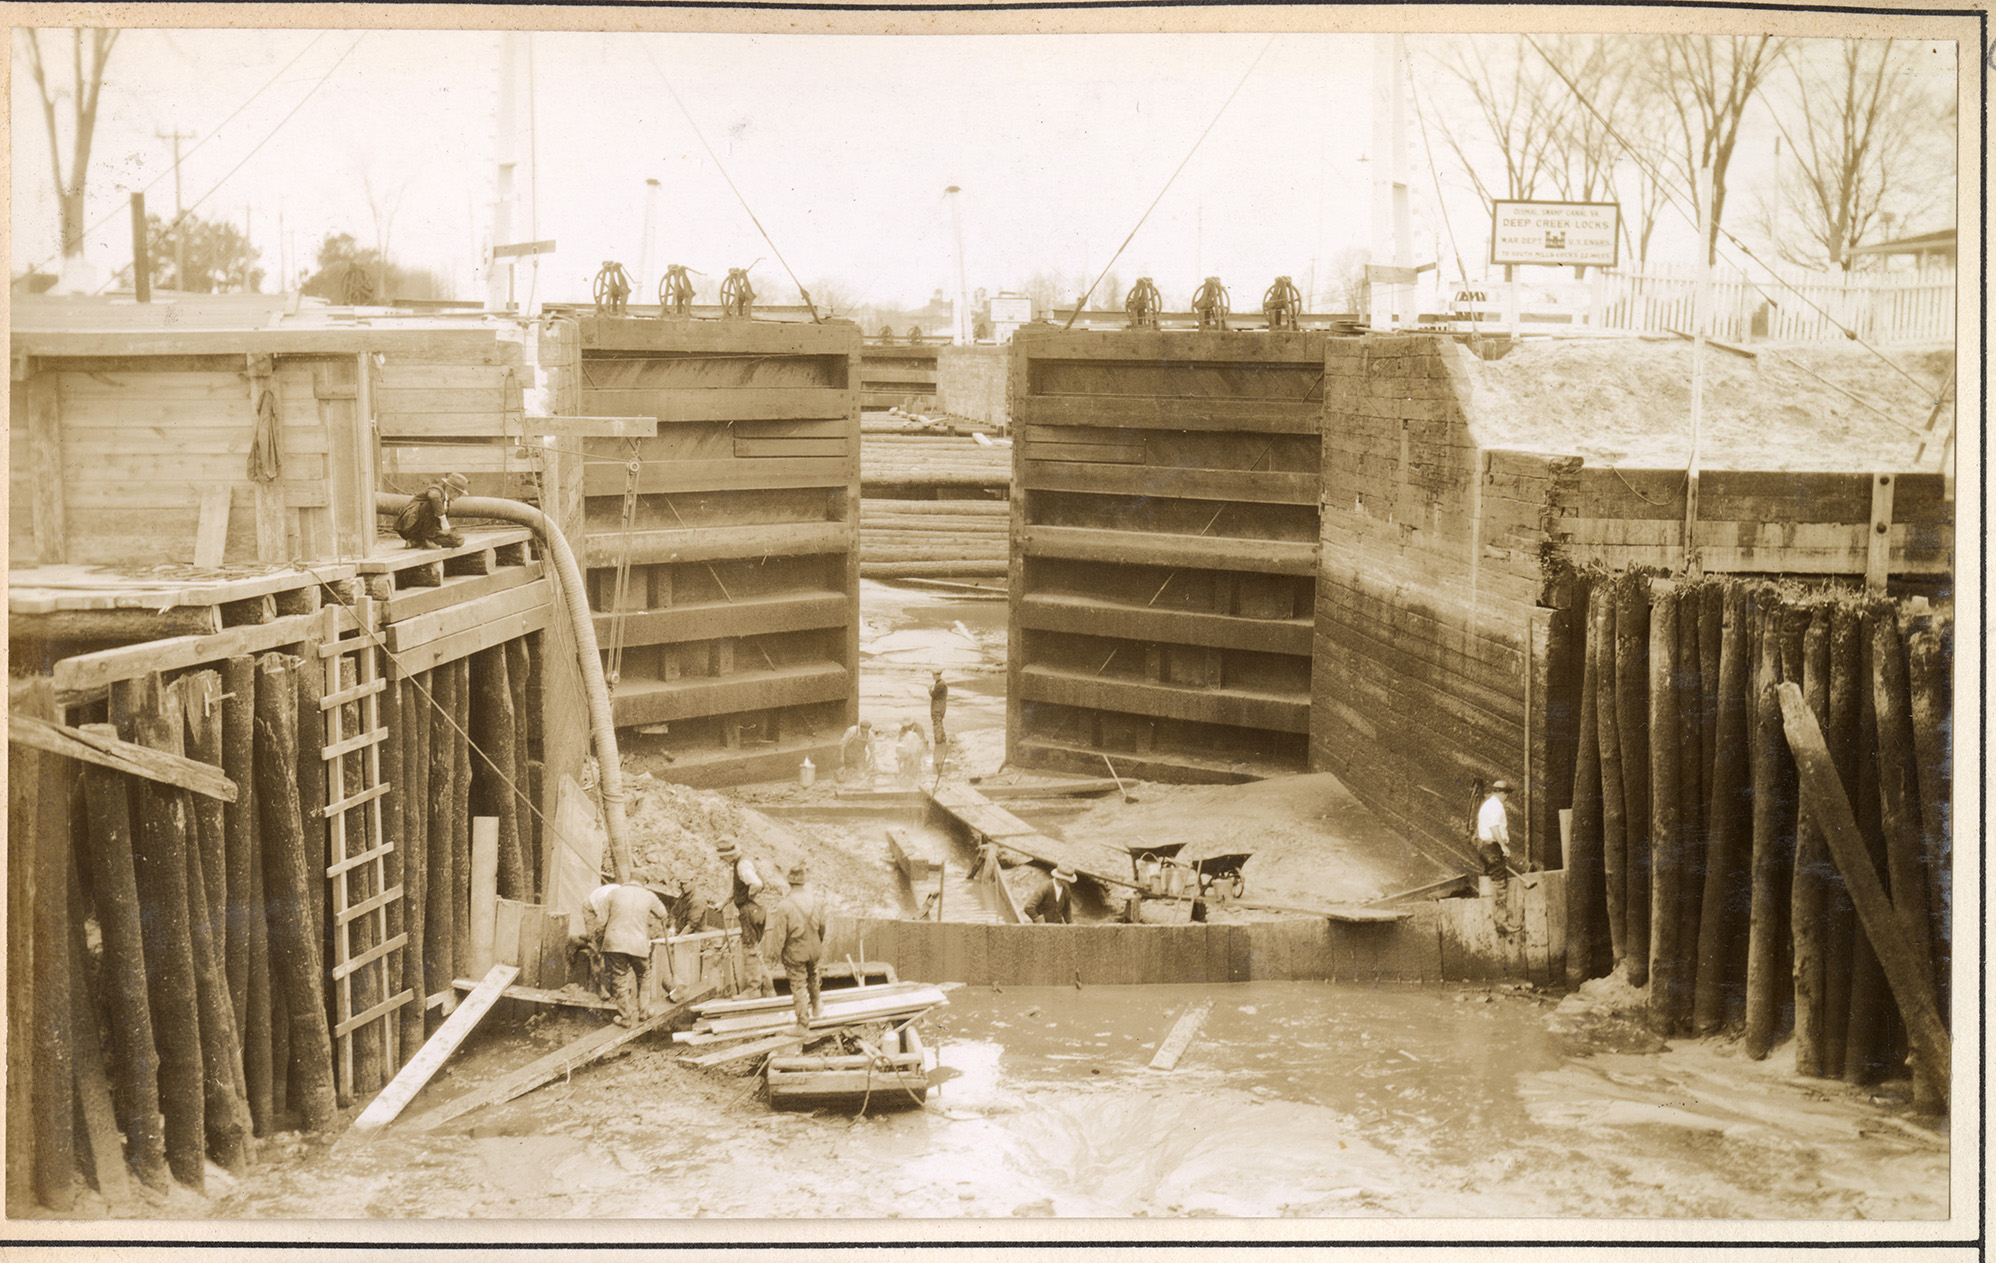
(764, 862, 828, 1030)
(1023, 865, 1077, 924)
(718, 838, 776, 997)
(580, 868, 675, 1026)
(838, 719, 877, 784)
(393, 472, 470, 550)
(1476, 779, 1516, 879)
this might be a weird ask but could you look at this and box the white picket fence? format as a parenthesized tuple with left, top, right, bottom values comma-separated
(1441, 265, 1955, 345)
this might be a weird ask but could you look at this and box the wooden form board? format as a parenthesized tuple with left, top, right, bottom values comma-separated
(549, 315, 861, 785)
(1007, 327, 1327, 783)
(339, 964, 519, 1145)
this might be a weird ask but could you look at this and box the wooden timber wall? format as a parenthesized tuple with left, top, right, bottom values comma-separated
(8, 349, 375, 567)
(816, 873, 1565, 986)
(370, 322, 535, 504)
(935, 344, 1012, 430)
(858, 339, 940, 412)
(561, 316, 863, 786)
(9, 548, 576, 1210)
(1008, 327, 1327, 783)
(1311, 332, 1957, 882)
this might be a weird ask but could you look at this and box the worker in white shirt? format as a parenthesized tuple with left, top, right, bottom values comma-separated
(718, 838, 776, 997)
(1475, 779, 1517, 879)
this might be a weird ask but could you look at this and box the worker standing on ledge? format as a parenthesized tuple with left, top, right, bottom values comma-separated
(1024, 866, 1077, 924)
(1476, 779, 1516, 880)
(579, 871, 674, 1027)
(765, 862, 828, 1031)
(718, 838, 776, 997)
(929, 670, 949, 761)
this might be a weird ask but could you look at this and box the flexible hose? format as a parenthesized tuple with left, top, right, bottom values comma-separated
(375, 492, 631, 881)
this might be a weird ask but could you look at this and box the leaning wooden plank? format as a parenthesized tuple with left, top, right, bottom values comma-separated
(449, 978, 616, 1011)
(677, 1032, 806, 1070)
(1148, 1000, 1214, 1072)
(409, 980, 717, 1132)
(9, 713, 238, 802)
(1776, 682, 1949, 1107)
(192, 485, 232, 568)
(335, 963, 519, 1148)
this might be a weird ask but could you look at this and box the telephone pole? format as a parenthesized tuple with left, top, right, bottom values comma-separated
(156, 126, 195, 290)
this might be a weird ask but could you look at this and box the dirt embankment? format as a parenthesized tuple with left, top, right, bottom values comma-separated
(1456, 338, 1953, 470)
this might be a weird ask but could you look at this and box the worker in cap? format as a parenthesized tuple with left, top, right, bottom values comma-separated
(393, 472, 470, 550)
(929, 670, 950, 761)
(764, 862, 828, 1030)
(1024, 865, 1077, 925)
(580, 868, 674, 1026)
(838, 718, 877, 784)
(717, 838, 775, 997)
(1476, 779, 1516, 880)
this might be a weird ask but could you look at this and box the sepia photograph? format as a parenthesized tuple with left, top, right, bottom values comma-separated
(3, 0, 1981, 1250)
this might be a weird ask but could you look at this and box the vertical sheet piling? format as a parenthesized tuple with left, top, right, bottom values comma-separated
(1744, 602, 1785, 1060)
(1790, 610, 1831, 1077)
(221, 655, 258, 1035)
(1646, 589, 1684, 1033)
(1613, 574, 1651, 989)
(1593, 588, 1626, 969)
(402, 672, 433, 1059)
(426, 665, 460, 1020)
(1565, 579, 1604, 987)
(1692, 582, 1748, 1034)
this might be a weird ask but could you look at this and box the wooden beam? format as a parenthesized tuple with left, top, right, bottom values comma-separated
(581, 520, 849, 568)
(591, 591, 847, 647)
(1017, 594, 1312, 657)
(335, 963, 519, 1148)
(581, 456, 850, 498)
(676, 1032, 806, 1069)
(28, 372, 66, 563)
(1865, 473, 1895, 596)
(1024, 395, 1322, 435)
(1014, 666, 1311, 734)
(1020, 526, 1316, 576)
(608, 663, 851, 728)
(51, 606, 348, 696)
(1147, 1000, 1213, 1071)
(1021, 462, 1319, 506)
(409, 981, 716, 1132)
(19, 328, 518, 359)
(11, 715, 238, 802)
(1776, 682, 1949, 1104)
(11, 606, 225, 641)
(582, 386, 854, 424)
(384, 579, 553, 655)
(519, 416, 658, 438)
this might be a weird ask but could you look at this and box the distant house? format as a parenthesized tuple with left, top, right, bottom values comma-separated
(1846, 227, 1955, 273)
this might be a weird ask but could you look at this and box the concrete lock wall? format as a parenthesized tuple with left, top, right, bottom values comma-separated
(1311, 334, 1574, 873)
(1007, 327, 1327, 783)
(936, 344, 1012, 430)
(560, 316, 864, 786)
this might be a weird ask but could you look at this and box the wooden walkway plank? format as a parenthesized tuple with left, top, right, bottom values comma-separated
(410, 981, 716, 1133)
(677, 1032, 807, 1070)
(1148, 1000, 1214, 1072)
(336, 964, 518, 1148)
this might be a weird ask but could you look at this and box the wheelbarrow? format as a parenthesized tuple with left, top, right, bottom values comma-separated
(1124, 839, 1188, 895)
(1187, 852, 1253, 901)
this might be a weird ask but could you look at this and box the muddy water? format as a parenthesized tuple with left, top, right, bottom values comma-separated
(207, 981, 1946, 1222)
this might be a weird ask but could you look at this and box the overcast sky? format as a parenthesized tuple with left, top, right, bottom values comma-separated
(10, 23, 1963, 310)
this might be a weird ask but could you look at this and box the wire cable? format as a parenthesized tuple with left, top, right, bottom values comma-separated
(24, 28, 332, 279)
(1063, 35, 1277, 330)
(637, 37, 821, 322)
(1519, 33, 1939, 401)
(93, 31, 367, 295)
(1406, 51, 1482, 336)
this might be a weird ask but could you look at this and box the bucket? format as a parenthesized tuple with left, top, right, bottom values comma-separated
(799, 757, 816, 788)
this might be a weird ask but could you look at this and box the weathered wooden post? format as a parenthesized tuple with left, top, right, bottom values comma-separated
(1647, 587, 1684, 1033)
(254, 653, 338, 1132)
(1790, 610, 1831, 1076)
(1820, 605, 1862, 1073)
(1613, 573, 1651, 988)
(221, 655, 258, 1034)
(1692, 581, 1748, 1035)
(1593, 588, 1626, 969)
(1873, 615, 1937, 1108)
(401, 673, 432, 1061)
(117, 674, 207, 1189)
(1674, 581, 1706, 1002)
(1743, 601, 1784, 1061)
(1843, 605, 1889, 1083)
(1566, 580, 1604, 987)
(1777, 683, 1948, 1109)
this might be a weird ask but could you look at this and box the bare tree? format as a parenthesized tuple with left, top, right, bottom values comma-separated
(1648, 34, 1789, 261)
(1324, 247, 1370, 315)
(357, 163, 408, 301)
(1767, 38, 1948, 270)
(1423, 35, 1563, 210)
(18, 27, 121, 259)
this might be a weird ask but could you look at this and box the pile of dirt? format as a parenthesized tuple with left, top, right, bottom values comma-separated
(1456, 337, 1952, 470)
(620, 773, 902, 918)
(1048, 772, 1456, 912)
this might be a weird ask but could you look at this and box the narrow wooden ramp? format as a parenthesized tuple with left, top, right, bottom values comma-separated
(335, 964, 518, 1150)
(406, 980, 717, 1133)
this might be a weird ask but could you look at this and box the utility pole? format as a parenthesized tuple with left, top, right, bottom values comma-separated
(487, 31, 519, 311)
(945, 185, 971, 345)
(156, 126, 195, 290)
(1368, 33, 1411, 331)
(638, 178, 661, 303)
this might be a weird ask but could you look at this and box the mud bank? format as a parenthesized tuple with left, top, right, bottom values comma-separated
(201, 979, 1945, 1223)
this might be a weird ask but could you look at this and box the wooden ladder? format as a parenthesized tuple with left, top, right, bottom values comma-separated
(318, 596, 413, 1097)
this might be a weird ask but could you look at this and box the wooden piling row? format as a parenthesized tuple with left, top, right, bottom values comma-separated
(1559, 573, 1950, 1096)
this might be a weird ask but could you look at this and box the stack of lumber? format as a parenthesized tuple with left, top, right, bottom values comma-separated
(671, 981, 948, 1051)
(861, 433, 1010, 490)
(860, 498, 1007, 578)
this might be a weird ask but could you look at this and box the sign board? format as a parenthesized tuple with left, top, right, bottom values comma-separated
(491, 239, 558, 260)
(988, 295, 1033, 324)
(1490, 201, 1619, 267)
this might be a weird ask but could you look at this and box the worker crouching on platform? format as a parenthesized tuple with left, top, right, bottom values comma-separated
(838, 720, 876, 784)
(1024, 866, 1077, 924)
(579, 870, 675, 1027)
(765, 862, 828, 1031)
(394, 472, 469, 549)
(718, 837, 776, 997)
